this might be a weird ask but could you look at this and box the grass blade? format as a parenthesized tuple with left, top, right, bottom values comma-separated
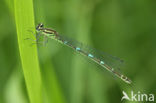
(14, 0, 42, 103)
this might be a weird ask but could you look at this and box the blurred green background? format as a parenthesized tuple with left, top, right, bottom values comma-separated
(0, 0, 156, 103)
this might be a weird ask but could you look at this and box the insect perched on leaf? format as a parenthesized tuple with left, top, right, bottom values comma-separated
(34, 23, 132, 84)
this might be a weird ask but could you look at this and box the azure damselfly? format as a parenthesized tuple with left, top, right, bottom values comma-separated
(35, 23, 132, 84)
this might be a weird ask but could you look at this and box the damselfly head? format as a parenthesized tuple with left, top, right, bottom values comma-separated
(36, 23, 44, 31)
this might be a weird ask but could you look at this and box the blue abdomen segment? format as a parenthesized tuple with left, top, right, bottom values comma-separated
(100, 61, 105, 64)
(76, 47, 81, 51)
(88, 54, 94, 58)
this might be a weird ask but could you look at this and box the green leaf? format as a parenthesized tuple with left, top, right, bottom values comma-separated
(14, 0, 42, 103)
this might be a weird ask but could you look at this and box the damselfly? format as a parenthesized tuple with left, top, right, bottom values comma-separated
(35, 23, 132, 84)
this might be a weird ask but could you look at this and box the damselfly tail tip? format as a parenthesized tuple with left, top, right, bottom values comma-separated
(121, 75, 132, 84)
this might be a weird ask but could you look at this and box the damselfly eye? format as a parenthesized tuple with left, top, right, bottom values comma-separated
(39, 23, 44, 27)
(36, 23, 44, 30)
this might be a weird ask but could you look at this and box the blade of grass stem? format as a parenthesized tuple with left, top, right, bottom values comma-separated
(14, 0, 42, 103)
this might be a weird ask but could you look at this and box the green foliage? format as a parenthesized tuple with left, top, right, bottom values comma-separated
(14, 0, 42, 103)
